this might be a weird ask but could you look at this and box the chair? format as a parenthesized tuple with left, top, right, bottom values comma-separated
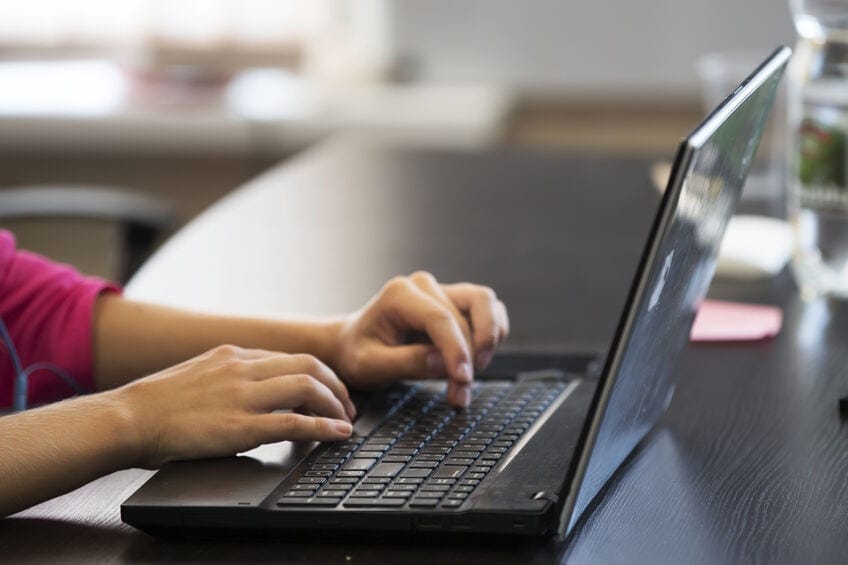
(0, 185, 174, 283)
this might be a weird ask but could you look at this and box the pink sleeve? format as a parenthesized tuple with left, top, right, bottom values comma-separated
(0, 230, 121, 407)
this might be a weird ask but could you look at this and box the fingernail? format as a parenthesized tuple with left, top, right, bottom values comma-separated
(459, 386, 471, 407)
(427, 352, 446, 376)
(475, 349, 493, 370)
(333, 420, 352, 435)
(456, 361, 473, 384)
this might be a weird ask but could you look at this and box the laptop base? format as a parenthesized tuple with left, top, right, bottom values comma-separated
(122, 352, 597, 539)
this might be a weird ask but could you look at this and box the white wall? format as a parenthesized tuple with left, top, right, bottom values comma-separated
(389, 0, 794, 98)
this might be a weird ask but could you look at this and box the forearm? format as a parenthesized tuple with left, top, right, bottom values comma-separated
(93, 295, 343, 391)
(0, 391, 137, 518)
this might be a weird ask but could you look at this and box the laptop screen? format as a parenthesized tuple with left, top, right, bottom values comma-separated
(559, 47, 791, 537)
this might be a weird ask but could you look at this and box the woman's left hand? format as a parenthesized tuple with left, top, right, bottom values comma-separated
(330, 271, 509, 407)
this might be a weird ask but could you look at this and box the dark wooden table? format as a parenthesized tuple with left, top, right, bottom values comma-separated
(3, 139, 847, 564)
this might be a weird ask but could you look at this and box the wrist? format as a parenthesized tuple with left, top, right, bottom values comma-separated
(310, 317, 346, 373)
(94, 387, 148, 469)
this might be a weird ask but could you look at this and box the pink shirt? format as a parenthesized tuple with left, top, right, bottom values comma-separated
(0, 230, 120, 407)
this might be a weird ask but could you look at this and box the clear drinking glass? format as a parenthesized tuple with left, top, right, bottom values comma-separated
(787, 0, 848, 298)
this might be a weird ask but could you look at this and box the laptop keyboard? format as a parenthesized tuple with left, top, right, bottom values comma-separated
(276, 380, 567, 510)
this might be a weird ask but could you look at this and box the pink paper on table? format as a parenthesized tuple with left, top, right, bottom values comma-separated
(690, 299, 783, 342)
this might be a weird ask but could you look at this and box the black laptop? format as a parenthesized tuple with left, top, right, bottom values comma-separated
(122, 47, 790, 541)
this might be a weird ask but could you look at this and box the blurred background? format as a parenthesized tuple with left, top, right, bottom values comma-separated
(0, 0, 793, 282)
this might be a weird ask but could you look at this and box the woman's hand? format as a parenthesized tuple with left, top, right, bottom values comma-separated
(113, 345, 356, 468)
(331, 272, 509, 407)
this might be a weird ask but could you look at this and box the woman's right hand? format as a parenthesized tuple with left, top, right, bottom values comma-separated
(112, 345, 356, 468)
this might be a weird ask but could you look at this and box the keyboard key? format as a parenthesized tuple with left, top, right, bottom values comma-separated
(354, 451, 384, 459)
(369, 434, 400, 442)
(344, 458, 377, 471)
(433, 466, 467, 479)
(409, 460, 439, 469)
(459, 479, 480, 487)
(413, 492, 444, 500)
(464, 438, 492, 446)
(383, 490, 413, 498)
(421, 446, 451, 454)
(306, 498, 342, 507)
(291, 484, 318, 491)
(310, 464, 339, 471)
(426, 478, 457, 486)
(298, 477, 326, 485)
(397, 477, 425, 485)
(389, 484, 418, 491)
(316, 456, 347, 465)
(362, 443, 391, 452)
(445, 458, 475, 466)
(382, 455, 411, 463)
(400, 468, 432, 478)
(319, 490, 348, 497)
(447, 492, 469, 500)
(415, 453, 445, 462)
(370, 462, 404, 478)
(420, 484, 451, 492)
(453, 485, 474, 493)
(327, 482, 353, 491)
(350, 490, 381, 498)
(428, 440, 457, 448)
(284, 490, 312, 497)
(362, 477, 391, 484)
(321, 450, 352, 458)
(466, 472, 485, 479)
(337, 470, 366, 478)
(409, 498, 439, 508)
(395, 441, 426, 450)
(336, 439, 364, 448)
(305, 470, 332, 477)
(330, 477, 358, 485)
(344, 498, 406, 508)
(389, 448, 419, 456)
(440, 499, 464, 508)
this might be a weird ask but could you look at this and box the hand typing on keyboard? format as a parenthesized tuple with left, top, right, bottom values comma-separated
(0, 262, 508, 517)
(330, 272, 509, 407)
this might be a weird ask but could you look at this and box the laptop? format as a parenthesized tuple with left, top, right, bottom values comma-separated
(122, 46, 790, 541)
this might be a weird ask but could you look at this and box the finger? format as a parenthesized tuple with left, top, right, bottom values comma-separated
(352, 343, 446, 385)
(365, 342, 469, 408)
(253, 373, 350, 422)
(244, 354, 356, 420)
(410, 272, 474, 357)
(443, 283, 501, 370)
(252, 413, 352, 444)
(385, 279, 473, 386)
(495, 299, 510, 342)
(447, 380, 472, 408)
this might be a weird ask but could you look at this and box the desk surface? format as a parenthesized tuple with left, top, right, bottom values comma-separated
(5, 139, 848, 564)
